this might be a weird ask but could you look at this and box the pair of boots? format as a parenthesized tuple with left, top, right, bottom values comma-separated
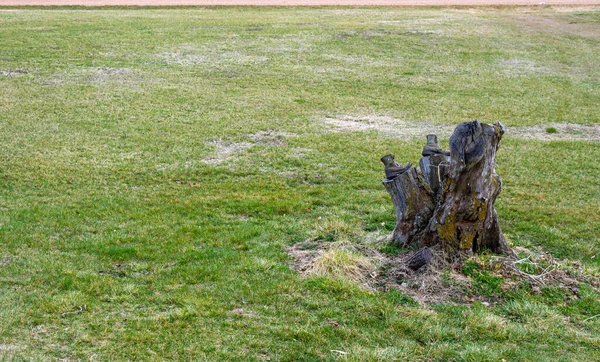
(381, 135, 448, 180)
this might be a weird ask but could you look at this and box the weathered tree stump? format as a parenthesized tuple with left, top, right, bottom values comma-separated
(381, 121, 512, 259)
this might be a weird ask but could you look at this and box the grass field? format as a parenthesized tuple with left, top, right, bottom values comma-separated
(1, 6, 600, 361)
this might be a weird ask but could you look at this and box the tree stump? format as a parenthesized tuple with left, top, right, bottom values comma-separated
(381, 120, 512, 257)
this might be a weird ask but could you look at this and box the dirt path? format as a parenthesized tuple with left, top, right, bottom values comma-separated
(2, 0, 600, 6)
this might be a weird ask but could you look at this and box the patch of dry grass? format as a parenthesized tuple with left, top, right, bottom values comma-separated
(311, 248, 377, 285)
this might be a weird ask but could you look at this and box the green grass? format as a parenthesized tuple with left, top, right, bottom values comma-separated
(1, 6, 600, 361)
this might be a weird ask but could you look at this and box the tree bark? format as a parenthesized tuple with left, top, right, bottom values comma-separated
(381, 120, 512, 257)
(382, 167, 435, 247)
(419, 153, 450, 196)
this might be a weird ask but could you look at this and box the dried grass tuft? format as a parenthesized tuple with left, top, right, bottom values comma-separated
(311, 249, 376, 285)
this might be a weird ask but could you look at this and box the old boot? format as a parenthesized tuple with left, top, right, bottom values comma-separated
(385, 162, 412, 180)
(381, 154, 399, 168)
(381, 154, 411, 180)
(422, 134, 444, 156)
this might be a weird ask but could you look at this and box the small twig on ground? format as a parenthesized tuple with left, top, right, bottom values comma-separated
(514, 255, 535, 265)
(61, 304, 87, 317)
(582, 314, 600, 322)
(532, 267, 554, 280)
(331, 350, 347, 355)
(511, 264, 547, 285)
(511, 254, 555, 284)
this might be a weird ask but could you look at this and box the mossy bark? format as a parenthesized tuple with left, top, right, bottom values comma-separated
(382, 121, 512, 256)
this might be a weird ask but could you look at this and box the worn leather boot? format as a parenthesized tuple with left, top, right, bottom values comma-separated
(381, 154, 411, 180)
(422, 134, 444, 156)
(385, 162, 412, 180)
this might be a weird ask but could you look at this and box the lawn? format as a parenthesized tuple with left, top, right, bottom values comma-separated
(1, 5, 599, 361)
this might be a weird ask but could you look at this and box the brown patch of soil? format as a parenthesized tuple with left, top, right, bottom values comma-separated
(287, 242, 326, 276)
(382, 246, 475, 305)
(287, 241, 473, 304)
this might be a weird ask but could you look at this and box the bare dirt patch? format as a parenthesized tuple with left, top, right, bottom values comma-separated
(202, 130, 293, 165)
(323, 115, 455, 138)
(323, 115, 600, 142)
(0, 68, 28, 77)
(39, 67, 140, 86)
(287, 243, 324, 276)
(159, 46, 269, 67)
(497, 58, 549, 76)
(509, 123, 600, 141)
(85, 67, 134, 83)
(202, 139, 254, 165)
(514, 14, 600, 40)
